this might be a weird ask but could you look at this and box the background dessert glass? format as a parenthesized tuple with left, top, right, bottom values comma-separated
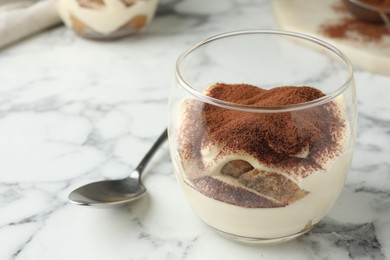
(57, 0, 158, 39)
(168, 30, 357, 244)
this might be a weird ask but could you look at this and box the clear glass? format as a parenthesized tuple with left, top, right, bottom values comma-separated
(168, 30, 357, 244)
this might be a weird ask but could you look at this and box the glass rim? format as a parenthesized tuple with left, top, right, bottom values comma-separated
(175, 29, 354, 113)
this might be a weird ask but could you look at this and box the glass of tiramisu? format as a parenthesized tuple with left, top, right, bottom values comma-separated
(168, 30, 357, 244)
(57, 0, 158, 39)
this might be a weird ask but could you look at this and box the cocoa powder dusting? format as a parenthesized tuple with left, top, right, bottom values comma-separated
(322, 1, 390, 42)
(179, 83, 346, 178)
(321, 17, 390, 41)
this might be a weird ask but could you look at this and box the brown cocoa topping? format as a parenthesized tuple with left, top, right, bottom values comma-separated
(202, 84, 326, 158)
(321, 0, 390, 42)
(179, 83, 345, 178)
(321, 17, 390, 41)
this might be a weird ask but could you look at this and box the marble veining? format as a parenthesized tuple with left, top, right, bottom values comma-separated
(0, 0, 389, 259)
(300, 219, 384, 259)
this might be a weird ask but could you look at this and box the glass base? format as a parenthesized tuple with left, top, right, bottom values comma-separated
(209, 224, 313, 245)
(73, 27, 143, 41)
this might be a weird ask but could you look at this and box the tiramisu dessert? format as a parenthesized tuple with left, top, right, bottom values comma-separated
(57, 0, 158, 39)
(173, 83, 353, 239)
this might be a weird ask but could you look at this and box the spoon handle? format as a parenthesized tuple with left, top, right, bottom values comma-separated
(134, 128, 168, 175)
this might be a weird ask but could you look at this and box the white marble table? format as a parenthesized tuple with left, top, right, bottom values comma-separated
(0, 0, 389, 259)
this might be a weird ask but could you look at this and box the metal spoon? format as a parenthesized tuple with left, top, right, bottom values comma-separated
(344, 0, 390, 29)
(68, 129, 168, 207)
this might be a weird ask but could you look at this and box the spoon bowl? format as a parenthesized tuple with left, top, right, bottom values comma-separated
(68, 175, 146, 207)
(68, 129, 168, 207)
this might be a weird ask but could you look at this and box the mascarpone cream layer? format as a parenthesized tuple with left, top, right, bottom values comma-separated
(57, 0, 158, 34)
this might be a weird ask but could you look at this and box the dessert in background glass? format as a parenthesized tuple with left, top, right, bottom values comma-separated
(57, 0, 158, 39)
(168, 30, 357, 244)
